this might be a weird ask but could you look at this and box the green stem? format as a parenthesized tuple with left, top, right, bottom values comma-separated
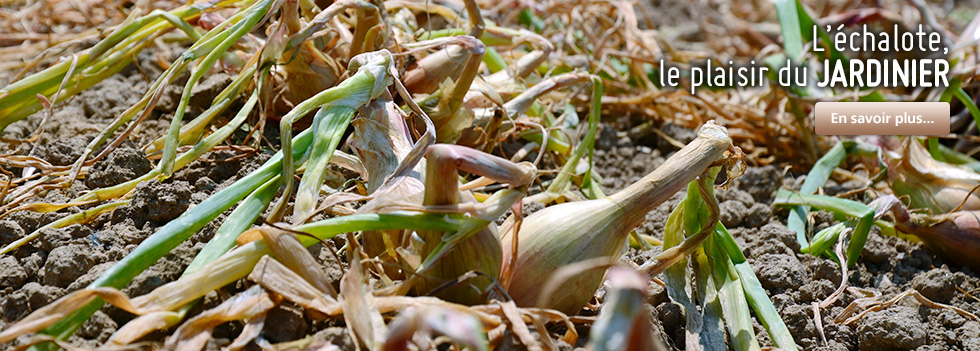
(714, 224, 798, 350)
(147, 64, 257, 153)
(546, 77, 602, 196)
(271, 52, 392, 221)
(292, 106, 357, 222)
(160, 0, 276, 176)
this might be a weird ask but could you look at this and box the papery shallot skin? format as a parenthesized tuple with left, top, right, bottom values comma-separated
(898, 211, 980, 272)
(500, 122, 735, 314)
(887, 139, 980, 213)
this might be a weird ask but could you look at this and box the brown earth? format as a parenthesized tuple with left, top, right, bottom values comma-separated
(1, 47, 980, 351)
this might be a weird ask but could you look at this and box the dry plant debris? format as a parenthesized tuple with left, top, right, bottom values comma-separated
(1, 0, 980, 350)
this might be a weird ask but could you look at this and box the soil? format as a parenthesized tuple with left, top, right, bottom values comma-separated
(2, 44, 980, 351)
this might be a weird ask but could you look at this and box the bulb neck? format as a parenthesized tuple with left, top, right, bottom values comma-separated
(606, 125, 732, 228)
(608, 171, 692, 229)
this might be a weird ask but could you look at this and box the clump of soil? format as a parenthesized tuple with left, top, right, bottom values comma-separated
(33, 137, 90, 166)
(85, 147, 153, 189)
(112, 179, 194, 226)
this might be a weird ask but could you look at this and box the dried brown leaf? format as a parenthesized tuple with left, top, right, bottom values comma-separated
(248, 255, 340, 315)
(108, 311, 181, 345)
(164, 285, 277, 351)
(384, 306, 490, 351)
(0, 288, 139, 343)
(340, 254, 387, 350)
(261, 226, 338, 297)
(499, 300, 542, 351)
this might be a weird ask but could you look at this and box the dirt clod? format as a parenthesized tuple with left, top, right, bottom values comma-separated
(657, 302, 685, 346)
(720, 200, 748, 227)
(74, 310, 118, 344)
(744, 203, 771, 228)
(189, 73, 232, 108)
(594, 137, 663, 193)
(114, 180, 193, 225)
(36, 224, 93, 252)
(33, 137, 88, 166)
(732, 165, 782, 203)
(174, 149, 268, 188)
(125, 241, 198, 297)
(752, 253, 805, 292)
(856, 306, 928, 351)
(5, 210, 60, 234)
(0, 220, 25, 247)
(717, 188, 755, 206)
(85, 147, 153, 189)
(956, 321, 980, 350)
(79, 76, 143, 121)
(1, 282, 67, 322)
(910, 268, 960, 304)
(264, 304, 309, 343)
(40, 244, 106, 288)
(0, 256, 28, 290)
